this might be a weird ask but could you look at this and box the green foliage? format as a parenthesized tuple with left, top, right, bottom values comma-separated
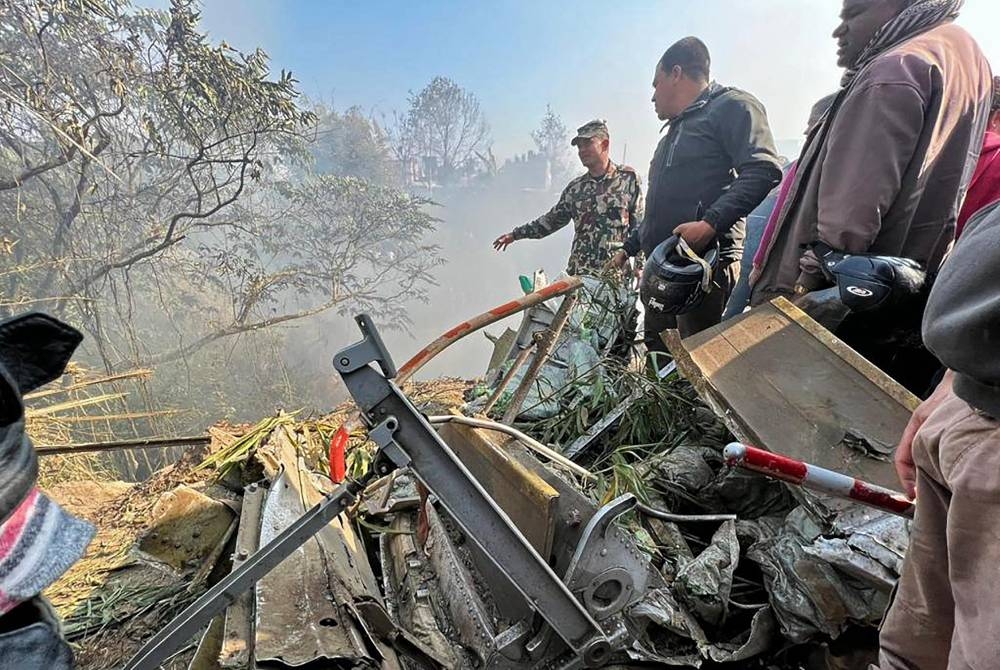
(310, 104, 396, 185)
(198, 413, 298, 476)
(520, 361, 698, 450)
(0, 0, 444, 434)
(512, 355, 733, 506)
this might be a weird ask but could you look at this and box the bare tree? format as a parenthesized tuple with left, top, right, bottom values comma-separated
(391, 76, 491, 184)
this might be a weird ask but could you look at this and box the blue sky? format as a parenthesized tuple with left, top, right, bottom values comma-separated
(181, 0, 1000, 171)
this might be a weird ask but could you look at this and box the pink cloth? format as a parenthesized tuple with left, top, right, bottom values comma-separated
(956, 131, 1000, 238)
(752, 160, 798, 272)
(0, 487, 94, 616)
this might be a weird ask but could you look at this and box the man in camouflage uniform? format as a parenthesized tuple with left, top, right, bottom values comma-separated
(493, 120, 644, 278)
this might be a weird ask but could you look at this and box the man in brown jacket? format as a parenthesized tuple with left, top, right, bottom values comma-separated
(750, 0, 991, 388)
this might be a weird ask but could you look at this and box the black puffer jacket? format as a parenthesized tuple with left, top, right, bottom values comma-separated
(626, 83, 782, 262)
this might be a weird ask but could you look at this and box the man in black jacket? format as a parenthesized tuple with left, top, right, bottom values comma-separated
(613, 37, 782, 358)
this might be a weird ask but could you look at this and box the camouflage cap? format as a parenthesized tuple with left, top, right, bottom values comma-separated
(571, 119, 609, 146)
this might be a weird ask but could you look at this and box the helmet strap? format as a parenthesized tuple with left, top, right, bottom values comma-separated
(676, 238, 714, 293)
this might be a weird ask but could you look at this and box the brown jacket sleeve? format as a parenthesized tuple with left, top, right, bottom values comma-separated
(797, 81, 926, 286)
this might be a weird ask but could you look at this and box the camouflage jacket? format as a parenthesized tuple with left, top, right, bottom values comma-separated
(512, 162, 643, 276)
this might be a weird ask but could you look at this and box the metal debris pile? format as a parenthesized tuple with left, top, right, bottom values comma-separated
(459, 279, 910, 667)
(43, 282, 911, 670)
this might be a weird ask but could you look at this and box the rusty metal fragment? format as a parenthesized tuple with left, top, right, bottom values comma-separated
(136, 485, 236, 574)
(380, 510, 463, 668)
(423, 501, 497, 664)
(251, 427, 400, 668)
(219, 482, 264, 668)
(188, 614, 225, 670)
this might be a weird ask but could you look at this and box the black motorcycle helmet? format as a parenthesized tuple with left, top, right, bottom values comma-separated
(814, 246, 927, 313)
(640, 235, 719, 316)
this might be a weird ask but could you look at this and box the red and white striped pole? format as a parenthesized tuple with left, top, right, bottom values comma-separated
(723, 442, 914, 519)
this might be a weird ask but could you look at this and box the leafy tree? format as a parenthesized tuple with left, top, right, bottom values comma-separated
(0, 0, 442, 430)
(310, 104, 395, 184)
(391, 76, 491, 184)
(531, 105, 571, 182)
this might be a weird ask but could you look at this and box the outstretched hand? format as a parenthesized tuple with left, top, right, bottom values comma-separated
(493, 233, 515, 252)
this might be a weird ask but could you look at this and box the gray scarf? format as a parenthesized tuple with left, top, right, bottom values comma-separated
(842, 0, 964, 87)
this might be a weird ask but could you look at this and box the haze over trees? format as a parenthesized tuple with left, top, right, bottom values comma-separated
(1, 0, 442, 433)
(390, 76, 492, 185)
(0, 0, 576, 451)
(532, 105, 571, 184)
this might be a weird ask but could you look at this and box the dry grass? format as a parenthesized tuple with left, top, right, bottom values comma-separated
(44, 447, 209, 619)
(37, 453, 117, 488)
(196, 378, 474, 481)
(25, 365, 156, 446)
(26, 365, 184, 483)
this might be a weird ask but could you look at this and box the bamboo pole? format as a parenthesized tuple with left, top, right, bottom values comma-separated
(36, 435, 210, 457)
(482, 336, 538, 416)
(502, 292, 578, 425)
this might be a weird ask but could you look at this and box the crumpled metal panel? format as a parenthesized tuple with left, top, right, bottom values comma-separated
(628, 587, 705, 667)
(704, 606, 777, 663)
(631, 586, 707, 643)
(792, 507, 909, 595)
(381, 512, 461, 668)
(674, 520, 739, 627)
(834, 507, 909, 575)
(422, 502, 496, 664)
(255, 467, 366, 666)
(627, 588, 777, 665)
(250, 426, 401, 668)
(746, 532, 886, 643)
(803, 538, 896, 592)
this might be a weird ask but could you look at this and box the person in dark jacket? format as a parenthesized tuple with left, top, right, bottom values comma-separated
(612, 37, 782, 359)
(879, 199, 1000, 669)
(724, 94, 838, 320)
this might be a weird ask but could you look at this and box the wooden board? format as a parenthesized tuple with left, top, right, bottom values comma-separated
(665, 298, 918, 490)
(436, 421, 558, 558)
(435, 421, 560, 624)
